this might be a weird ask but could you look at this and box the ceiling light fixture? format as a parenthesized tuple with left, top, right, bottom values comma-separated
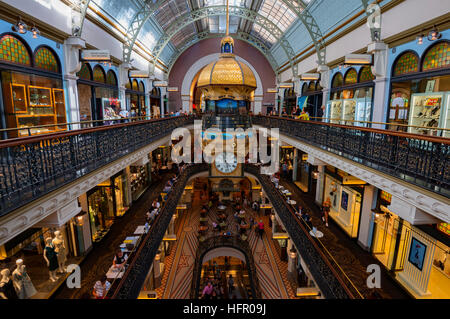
(31, 25, 40, 39)
(12, 17, 28, 34)
(428, 27, 441, 41)
(344, 54, 373, 65)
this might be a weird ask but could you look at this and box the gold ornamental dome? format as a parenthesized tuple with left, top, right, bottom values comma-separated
(221, 35, 235, 47)
(197, 55, 257, 88)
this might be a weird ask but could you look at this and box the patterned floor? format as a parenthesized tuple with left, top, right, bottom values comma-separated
(156, 197, 295, 299)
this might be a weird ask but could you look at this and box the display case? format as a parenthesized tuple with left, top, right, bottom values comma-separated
(16, 114, 56, 137)
(330, 100, 342, 124)
(28, 86, 52, 107)
(342, 99, 356, 125)
(52, 88, 67, 130)
(11, 84, 27, 113)
(355, 99, 371, 126)
(408, 92, 444, 135)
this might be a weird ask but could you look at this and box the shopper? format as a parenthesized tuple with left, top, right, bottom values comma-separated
(322, 197, 331, 227)
(202, 281, 214, 299)
(299, 109, 310, 121)
(258, 220, 264, 239)
(92, 275, 111, 299)
(228, 274, 234, 296)
(113, 249, 128, 269)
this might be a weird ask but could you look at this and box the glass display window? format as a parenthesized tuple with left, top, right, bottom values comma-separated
(1, 70, 65, 138)
(88, 182, 115, 243)
(130, 165, 150, 201)
(408, 92, 445, 135)
(114, 172, 130, 217)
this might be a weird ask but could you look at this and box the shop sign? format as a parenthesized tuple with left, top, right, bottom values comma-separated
(154, 81, 168, 87)
(302, 154, 308, 161)
(130, 70, 149, 78)
(81, 50, 110, 61)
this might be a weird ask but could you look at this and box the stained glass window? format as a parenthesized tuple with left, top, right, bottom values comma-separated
(302, 83, 308, 94)
(132, 80, 139, 91)
(422, 42, 450, 72)
(316, 81, 323, 91)
(77, 63, 91, 80)
(34, 47, 59, 72)
(93, 65, 106, 83)
(332, 73, 343, 88)
(0, 35, 31, 66)
(125, 80, 131, 90)
(359, 66, 375, 82)
(106, 70, 117, 86)
(139, 81, 145, 92)
(344, 68, 358, 85)
(308, 82, 315, 92)
(393, 52, 418, 76)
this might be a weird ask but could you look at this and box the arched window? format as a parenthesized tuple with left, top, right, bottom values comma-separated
(139, 81, 145, 92)
(132, 79, 139, 91)
(301, 83, 308, 94)
(125, 80, 131, 90)
(308, 82, 315, 92)
(332, 73, 343, 88)
(359, 66, 375, 82)
(0, 34, 31, 66)
(34, 46, 59, 73)
(93, 65, 106, 83)
(77, 63, 92, 80)
(315, 81, 322, 91)
(422, 41, 450, 72)
(344, 68, 358, 85)
(393, 52, 419, 76)
(106, 70, 117, 86)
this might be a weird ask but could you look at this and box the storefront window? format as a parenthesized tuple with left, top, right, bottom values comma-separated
(88, 181, 115, 242)
(114, 172, 129, 217)
(327, 68, 374, 127)
(130, 165, 150, 201)
(323, 173, 363, 238)
(388, 42, 450, 136)
(2, 70, 66, 137)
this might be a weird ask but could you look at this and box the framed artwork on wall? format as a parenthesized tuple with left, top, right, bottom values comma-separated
(408, 237, 427, 271)
(341, 190, 349, 211)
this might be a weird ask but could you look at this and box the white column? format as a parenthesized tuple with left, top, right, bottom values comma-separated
(63, 37, 86, 129)
(315, 165, 325, 206)
(181, 95, 190, 113)
(254, 96, 263, 114)
(357, 185, 376, 250)
(318, 65, 330, 122)
(118, 62, 132, 112)
(278, 89, 285, 115)
(368, 42, 389, 129)
(292, 148, 298, 181)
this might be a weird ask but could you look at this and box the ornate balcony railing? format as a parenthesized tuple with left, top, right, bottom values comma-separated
(251, 115, 450, 198)
(190, 235, 262, 299)
(0, 116, 197, 217)
(111, 163, 209, 299)
(244, 165, 362, 299)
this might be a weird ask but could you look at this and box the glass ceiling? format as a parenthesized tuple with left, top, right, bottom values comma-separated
(78, 0, 367, 69)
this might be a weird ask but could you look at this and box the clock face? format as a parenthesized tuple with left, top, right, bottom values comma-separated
(215, 152, 238, 174)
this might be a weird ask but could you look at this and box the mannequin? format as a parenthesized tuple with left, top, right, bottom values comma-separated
(52, 230, 67, 273)
(12, 259, 36, 299)
(0, 268, 18, 299)
(43, 237, 59, 282)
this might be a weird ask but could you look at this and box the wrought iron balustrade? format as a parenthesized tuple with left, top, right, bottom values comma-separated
(0, 116, 197, 217)
(251, 115, 450, 198)
(190, 235, 262, 299)
(111, 163, 209, 299)
(244, 165, 361, 299)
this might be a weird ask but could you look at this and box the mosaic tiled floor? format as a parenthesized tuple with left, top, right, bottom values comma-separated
(157, 198, 295, 299)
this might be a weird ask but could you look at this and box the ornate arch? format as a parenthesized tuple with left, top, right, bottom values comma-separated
(146, 6, 297, 78)
(167, 31, 279, 75)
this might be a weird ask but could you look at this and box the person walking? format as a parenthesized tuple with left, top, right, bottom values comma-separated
(202, 281, 214, 299)
(257, 220, 264, 239)
(227, 275, 234, 296)
(322, 197, 331, 227)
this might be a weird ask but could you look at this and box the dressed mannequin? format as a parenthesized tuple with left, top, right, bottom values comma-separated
(43, 237, 59, 282)
(52, 231, 67, 273)
(12, 259, 36, 299)
(0, 268, 18, 299)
